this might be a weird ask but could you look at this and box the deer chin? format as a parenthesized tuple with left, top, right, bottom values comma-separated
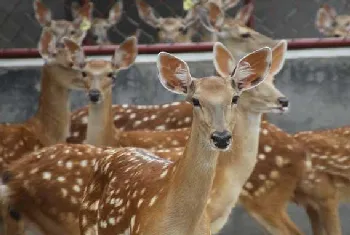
(253, 106, 289, 114)
(270, 106, 289, 114)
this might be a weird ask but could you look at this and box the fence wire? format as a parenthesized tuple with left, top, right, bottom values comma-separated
(0, 0, 349, 49)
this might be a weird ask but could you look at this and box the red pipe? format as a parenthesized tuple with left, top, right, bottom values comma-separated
(0, 39, 349, 59)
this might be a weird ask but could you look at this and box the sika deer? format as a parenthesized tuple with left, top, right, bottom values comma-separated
(33, 0, 93, 44)
(136, 0, 199, 43)
(316, 4, 350, 38)
(71, 1, 123, 45)
(0, 28, 87, 174)
(0, 44, 270, 235)
(292, 127, 350, 235)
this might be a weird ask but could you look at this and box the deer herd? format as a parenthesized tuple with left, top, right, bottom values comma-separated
(0, 0, 349, 235)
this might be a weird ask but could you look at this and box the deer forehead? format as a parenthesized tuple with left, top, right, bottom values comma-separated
(160, 18, 184, 29)
(336, 15, 350, 26)
(85, 60, 113, 74)
(92, 18, 109, 27)
(52, 20, 74, 30)
(195, 77, 235, 102)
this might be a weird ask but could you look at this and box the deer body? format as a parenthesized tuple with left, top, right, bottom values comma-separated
(0, 50, 82, 173)
(292, 127, 350, 235)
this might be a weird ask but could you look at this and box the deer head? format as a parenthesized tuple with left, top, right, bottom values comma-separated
(38, 27, 87, 90)
(136, 0, 198, 43)
(214, 39, 288, 114)
(75, 36, 138, 104)
(72, 1, 123, 45)
(158, 43, 271, 149)
(33, 0, 93, 45)
(198, 2, 276, 58)
(316, 4, 350, 38)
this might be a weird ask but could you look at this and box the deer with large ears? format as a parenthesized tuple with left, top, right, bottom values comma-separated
(71, 0, 123, 45)
(316, 4, 350, 38)
(33, 0, 93, 44)
(0, 44, 270, 235)
(0, 28, 88, 175)
(136, 0, 200, 43)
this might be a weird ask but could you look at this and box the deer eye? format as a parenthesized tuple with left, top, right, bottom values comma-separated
(240, 33, 251, 38)
(232, 95, 239, 104)
(192, 98, 200, 107)
(107, 72, 114, 77)
(82, 71, 87, 77)
(71, 30, 76, 35)
(179, 27, 188, 34)
(156, 27, 161, 32)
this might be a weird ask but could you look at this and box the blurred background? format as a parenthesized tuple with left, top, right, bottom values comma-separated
(1, 0, 350, 234)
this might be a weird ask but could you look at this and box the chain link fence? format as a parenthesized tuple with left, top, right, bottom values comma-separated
(0, 0, 349, 49)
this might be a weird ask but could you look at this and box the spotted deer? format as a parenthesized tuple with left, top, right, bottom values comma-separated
(138, 40, 306, 235)
(292, 127, 350, 235)
(0, 44, 270, 235)
(71, 1, 123, 45)
(0, 28, 89, 175)
(33, 0, 92, 44)
(136, 0, 200, 43)
(316, 4, 350, 38)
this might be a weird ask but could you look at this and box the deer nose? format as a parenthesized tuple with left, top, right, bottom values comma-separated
(277, 97, 289, 108)
(88, 89, 101, 103)
(210, 131, 232, 150)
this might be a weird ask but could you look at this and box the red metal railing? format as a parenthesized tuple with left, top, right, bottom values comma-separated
(0, 0, 349, 59)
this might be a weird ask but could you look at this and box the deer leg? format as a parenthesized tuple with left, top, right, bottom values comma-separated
(247, 206, 302, 235)
(318, 197, 341, 235)
(305, 205, 324, 235)
(2, 205, 24, 235)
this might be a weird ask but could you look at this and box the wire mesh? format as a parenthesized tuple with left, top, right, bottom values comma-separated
(0, 0, 349, 50)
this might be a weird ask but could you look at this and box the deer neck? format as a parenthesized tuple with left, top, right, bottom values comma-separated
(86, 88, 118, 146)
(212, 108, 262, 207)
(163, 118, 219, 232)
(31, 65, 72, 145)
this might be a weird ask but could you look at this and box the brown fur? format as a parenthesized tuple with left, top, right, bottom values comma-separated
(293, 126, 350, 235)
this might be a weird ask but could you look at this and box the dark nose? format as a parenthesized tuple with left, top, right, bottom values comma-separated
(89, 89, 101, 103)
(278, 97, 289, 107)
(210, 131, 232, 149)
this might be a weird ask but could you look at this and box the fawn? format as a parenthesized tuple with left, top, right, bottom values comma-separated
(33, 0, 93, 45)
(136, 0, 200, 43)
(292, 127, 350, 235)
(0, 28, 88, 174)
(316, 4, 350, 38)
(0, 44, 270, 235)
(71, 1, 123, 45)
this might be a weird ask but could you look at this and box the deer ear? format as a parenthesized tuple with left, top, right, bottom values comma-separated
(197, 2, 225, 32)
(73, 2, 93, 28)
(222, 0, 240, 11)
(136, 0, 161, 28)
(157, 52, 193, 95)
(33, 0, 52, 26)
(63, 38, 86, 68)
(235, 3, 254, 25)
(112, 36, 138, 70)
(269, 40, 287, 77)
(213, 42, 236, 78)
(108, 1, 123, 26)
(316, 4, 337, 34)
(233, 47, 272, 91)
(71, 2, 80, 20)
(38, 28, 56, 61)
